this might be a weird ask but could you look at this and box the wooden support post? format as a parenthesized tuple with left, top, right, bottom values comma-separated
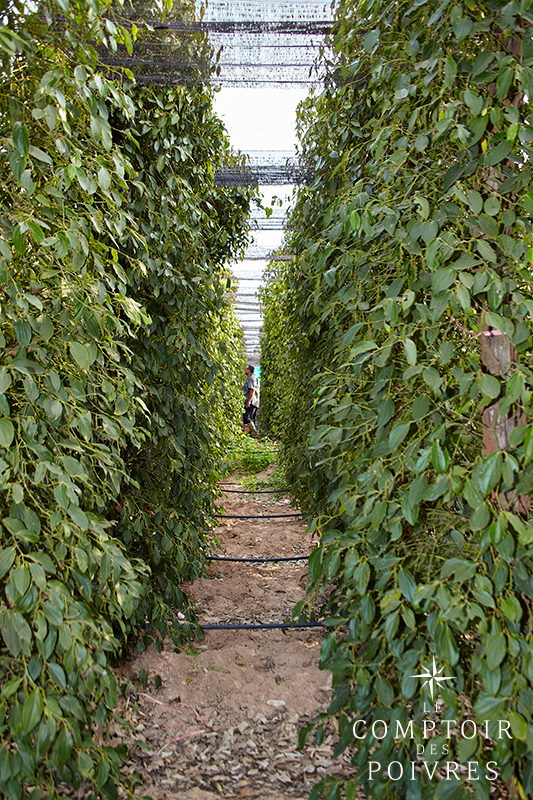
(481, 323, 529, 514)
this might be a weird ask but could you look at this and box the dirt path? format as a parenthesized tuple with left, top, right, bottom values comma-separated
(120, 473, 353, 799)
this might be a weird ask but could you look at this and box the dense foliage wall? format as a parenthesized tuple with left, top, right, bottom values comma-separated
(261, 0, 533, 797)
(0, 0, 251, 796)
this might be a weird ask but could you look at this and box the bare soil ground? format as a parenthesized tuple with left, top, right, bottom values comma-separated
(119, 470, 354, 799)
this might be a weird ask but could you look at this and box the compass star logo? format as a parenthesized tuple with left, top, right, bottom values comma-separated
(411, 656, 454, 699)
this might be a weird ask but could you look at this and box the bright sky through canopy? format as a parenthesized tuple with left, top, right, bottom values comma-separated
(213, 87, 307, 151)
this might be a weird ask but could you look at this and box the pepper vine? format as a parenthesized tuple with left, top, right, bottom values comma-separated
(0, 0, 253, 796)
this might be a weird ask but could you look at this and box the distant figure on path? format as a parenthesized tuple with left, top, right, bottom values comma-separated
(242, 365, 260, 434)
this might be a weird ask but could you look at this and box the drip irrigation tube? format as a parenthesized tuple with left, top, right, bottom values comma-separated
(197, 622, 323, 631)
(207, 554, 308, 562)
(220, 488, 290, 494)
(215, 513, 302, 519)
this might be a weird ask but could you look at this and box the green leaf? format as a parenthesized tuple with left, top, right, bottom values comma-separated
(486, 632, 506, 670)
(1, 678, 22, 699)
(349, 210, 360, 231)
(350, 341, 378, 358)
(353, 561, 370, 595)
(14, 565, 30, 595)
(524, 27, 533, 60)
(398, 568, 416, 602)
(432, 268, 455, 293)
(370, 501, 387, 528)
(78, 751, 94, 777)
(422, 367, 441, 393)
(403, 338, 417, 366)
(69, 342, 91, 370)
(37, 717, 56, 756)
(0, 547, 16, 578)
(0, 368, 13, 394)
(56, 726, 73, 764)
(464, 90, 483, 116)
(420, 220, 438, 243)
(98, 167, 111, 191)
(0, 239, 11, 263)
(28, 552, 56, 573)
(384, 610, 399, 641)
(324, 268, 336, 286)
(43, 601, 63, 627)
(13, 122, 30, 156)
(480, 374, 500, 399)
(29, 145, 52, 164)
(9, 358, 44, 376)
(308, 547, 323, 580)
(377, 397, 395, 426)
(506, 371, 524, 404)
(15, 321, 32, 346)
(10, 151, 26, 180)
(496, 67, 513, 101)
(439, 341, 454, 364)
(0, 419, 14, 447)
(457, 283, 470, 311)
(444, 56, 457, 88)
(472, 51, 494, 76)
(39, 315, 54, 341)
(484, 196, 500, 216)
(363, 30, 379, 51)
(443, 164, 462, 192)
(439, 625, 459, 666)
(469, 502, 491, 531)
(441, 558, 476, 581)
(476, 239, 497, 263)
(48, 663, 66, 690)
(1, 610, 30, 656)
(457, 735, 478, 762)
(485, 140, 512, 167)
(509, 711, 527, 740)
(29, 562, 46, 590)
(468, 115, 488, 144)
(67, 504, 89, 530)
(389, 422, 411, 451)
(27, 219, 44, 241)
(21, 689, 43, 733)
(414, 135, 429, 152)
(466, 190, 483, 214)
(21, 169, 36, 195)
(431, 440, 447, 474)
(408, 475, 427, 506)
(411, 394, 429, 420)
(477, 214, 499, 238)
(375, 675, 394, 707)
(453, 17, 472, 40)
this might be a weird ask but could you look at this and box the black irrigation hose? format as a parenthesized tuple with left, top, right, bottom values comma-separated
(215, 513, 302, 519)
(220, 488, 290, 494)
(197, 622, 324, 631)
(207, 554, 308, 562)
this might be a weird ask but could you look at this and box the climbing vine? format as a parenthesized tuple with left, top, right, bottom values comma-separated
(261, 0, 533, 797)
(0, 0, 253, 796)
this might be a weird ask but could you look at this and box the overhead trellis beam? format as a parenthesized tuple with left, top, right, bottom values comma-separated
(213, 166, 314, 186)
(127, 20, 333, 34)
(131, 75, 323, 86)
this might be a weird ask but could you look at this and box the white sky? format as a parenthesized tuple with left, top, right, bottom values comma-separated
(213, 87, 306, 151)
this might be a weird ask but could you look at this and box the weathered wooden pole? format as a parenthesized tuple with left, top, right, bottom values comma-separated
(481, 324, 529, 514)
